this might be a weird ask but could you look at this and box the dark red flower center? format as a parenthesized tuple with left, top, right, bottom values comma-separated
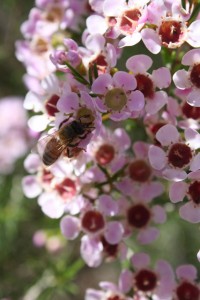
(134, 269, 157, 292)
(55, 178, 76, 200)
(101, 236, 118, 258)
(95, 144, 115, 165)
(120, 9, 141, 34)
(81, 210, 105, 233)
(129, 160, 152, 182)
(135, 74, 154, 98)
(188, 181, 200, 205)
(190, 64, 200, 89)
(182, 102, 200, 119)
(168, 143, 192, 168)
(176, 281, 200, 300)
(45, 94, 59, 116)
(159, 20, 182, 45)
(127, 204, 151, 228)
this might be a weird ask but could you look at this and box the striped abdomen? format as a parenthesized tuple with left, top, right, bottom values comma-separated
(42, 137, 63, 166)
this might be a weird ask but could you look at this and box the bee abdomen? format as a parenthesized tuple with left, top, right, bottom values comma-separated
(42, 138, 63, 166)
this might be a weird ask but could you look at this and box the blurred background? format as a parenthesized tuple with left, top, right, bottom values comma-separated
(1, 1, 200, 299)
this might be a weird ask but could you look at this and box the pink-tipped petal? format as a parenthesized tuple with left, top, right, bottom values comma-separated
(119, 270, 133, 294)
(173, 69, 191, 89)
(152, 67, 171, 89)
(141, 28, 161, 54)
(137, 227, 159, 244)
(169, 182, 187, 203)
(92, 74, 112, 94)
(104, 221, 124, 245)
(176, 265, 197, 281)
(187, 21, 200, 47)
(156, 124, 179, 146)
(179, 202, 200, 223)
(126, 54, 152, 73)
(113, 71, 136, 91)
(152, 205, 166, 224)
(148, 145, 167, 170)
(60, 216, 80, 240)
(131, 252, 150, 269)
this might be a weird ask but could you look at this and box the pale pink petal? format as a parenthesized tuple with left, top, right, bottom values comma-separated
(169, 182, 188, 203)
(113, 71, 136, 91)
(190, 153, 200, 172)
(86, 15, 107, 35)
(156, 260, 175, 299)
(138, 182, 164, 202)
(98, 195, 118, 216)
(92, 74, 112, 94)
(110, 111, 131, 121)
(145, 91, 167, 114)
(131, 252, 150, 269)
(162, 168, 187, 181)
(179, 202, 200, 223)
(57, 92, 79, 113)
(104, 221, 124, 245)
(119, 270, 133, 294)
(156, 124, 179, 146)
(133, 141, 149, 157)
(126, 54, 152, 73)
(188, 170, 200, 180)
(187, 89, 200, 107)
(185, 128, 200, 149)
(60, 216, 80, 240)
(176, 265, 197, 281)
(103, 0, 123, 16)
(39, 193, 64, 219)
(148, 145, 167, 170)
(152, 67, 171, 89)
(127, 90, 145, 111)
(173, 69, 191, 89)
(152, 205, 166, 224)
(114, 128, 131, 150)
(22, 175, 42, 198)
(141, 28, 161, 54)
(118, 32, 141, 48)
(80, 235, 103, 267)
(187, 20, 200, 47)
(24, 153, 41, 173)
(182, 48, 200, 65)
(137, 227, 159, 244)
(85, 34, 105, 53)
(28, 115, 49, 132)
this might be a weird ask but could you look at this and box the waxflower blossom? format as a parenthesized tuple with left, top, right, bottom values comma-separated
(174, 264, 200, 300)
(141, 1, 200, 54)
(126, 54, 171, 115)
(111, 252, 175, 299)
(169, 170, 200, 223)
(173, 49, 200, 107)
(148, 124, 200, 181)
(91, 71, 144, 121)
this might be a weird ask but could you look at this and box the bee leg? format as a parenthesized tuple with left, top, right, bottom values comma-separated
(59, 114, 73, 129)
(66, 148, 74, 158)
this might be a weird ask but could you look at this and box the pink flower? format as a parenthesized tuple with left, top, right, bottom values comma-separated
(173, 49, 200, 107)
(141, 1, 200, 54)
(169, 170, 200, 223)
(126, 54, 170, 114)
(91, 71, 144, 121)
(174, 264, 200, 300)
(112, 252, 175, 299)
(148, 124, 200, 181)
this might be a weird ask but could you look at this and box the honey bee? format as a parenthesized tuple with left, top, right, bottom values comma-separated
(40, 115, 94, 166)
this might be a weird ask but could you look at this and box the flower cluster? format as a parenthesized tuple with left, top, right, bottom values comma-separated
(16, 0, 200, 298)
